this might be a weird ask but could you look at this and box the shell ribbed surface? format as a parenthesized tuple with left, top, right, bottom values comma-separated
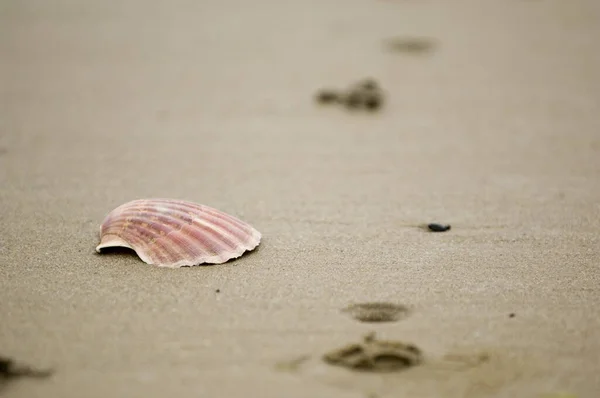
(96, 199, 261, 267)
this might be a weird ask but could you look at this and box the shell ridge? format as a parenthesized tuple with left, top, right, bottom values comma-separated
(142, 199, 254, 237)
(198, 211, 251, 242)
(127, 206, 224, 265)
(146, 234, 178, 265)
(201, 207, 251, 231)
(130, 207, 231, 251)
(190, 217, 238, 254)
(156, 225, 235, 266)
(128, 204, 244, 252)
(159, 231, 191, 264)
(137, 211, 229, 265)
(191, 211, 246, 245)
(166, 228, 213, 264)
(152, 198, 248, 230)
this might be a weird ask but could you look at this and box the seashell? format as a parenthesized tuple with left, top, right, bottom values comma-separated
(95, 198, 261, 268)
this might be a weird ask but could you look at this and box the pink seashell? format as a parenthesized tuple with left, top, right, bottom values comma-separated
(95, 198, 261, 268)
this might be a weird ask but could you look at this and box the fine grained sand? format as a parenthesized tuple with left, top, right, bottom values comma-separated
(1, 1, 599, 397)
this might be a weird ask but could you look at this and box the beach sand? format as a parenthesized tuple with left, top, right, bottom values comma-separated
(1, 0, 599, 397)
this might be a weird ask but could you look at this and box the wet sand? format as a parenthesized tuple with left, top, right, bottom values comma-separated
(1, 0, 599, 397)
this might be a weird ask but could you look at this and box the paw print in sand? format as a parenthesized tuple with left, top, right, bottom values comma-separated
(323, 332, 423, 373)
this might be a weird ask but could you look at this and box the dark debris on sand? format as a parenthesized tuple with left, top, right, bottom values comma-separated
(427, 223, 451, 232)
(385, 36, 437, 54)
(315, 78, 385, 112)
(0, 356, 53, 381)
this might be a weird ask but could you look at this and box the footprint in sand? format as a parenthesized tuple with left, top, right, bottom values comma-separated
(341, 302, 411, 323)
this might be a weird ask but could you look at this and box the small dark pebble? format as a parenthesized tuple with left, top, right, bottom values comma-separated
(509, 313, 516, 318)
(215, 289, 220, 293)
(427, 223, 451, 232)
(316, 90, 340, 104)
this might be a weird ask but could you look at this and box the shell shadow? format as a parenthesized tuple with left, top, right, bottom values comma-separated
(95, 246, 140, 260)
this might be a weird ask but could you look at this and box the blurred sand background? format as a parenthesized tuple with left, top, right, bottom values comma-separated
(1, 0, 599, 397)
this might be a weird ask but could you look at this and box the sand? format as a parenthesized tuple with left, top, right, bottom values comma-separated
(1, 0, 599, 397)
